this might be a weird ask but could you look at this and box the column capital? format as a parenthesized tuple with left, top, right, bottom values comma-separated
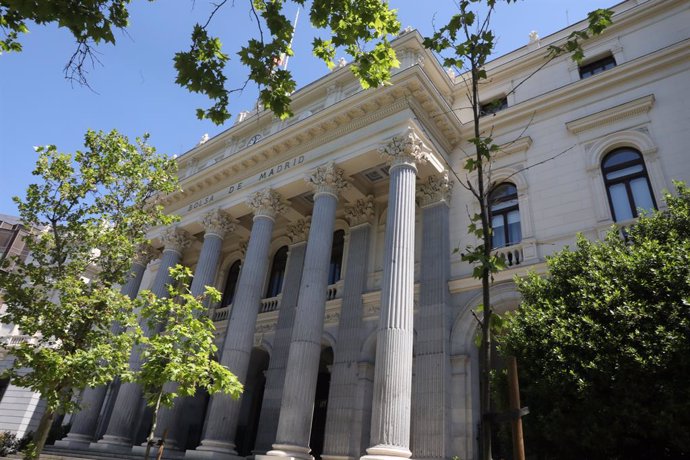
(345, 195, 375, 227)
(287, 218, 311, 244)
(160, 227, 192, 254)
(417, 172, 453, 208)
(247, 188, 288, 220)
(305, 161, 349, 199)
(202, 208, 236, 238)
(132, 242, 158, 267)
(379, 128, 429, 171)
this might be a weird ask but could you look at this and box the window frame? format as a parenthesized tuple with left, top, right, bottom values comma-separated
(489, 182, 521, 249)
(601, 147, 657, 222)
(265, 246, 289, 298)
(578, 54, 617, 79)
(221, 259, 242, 307)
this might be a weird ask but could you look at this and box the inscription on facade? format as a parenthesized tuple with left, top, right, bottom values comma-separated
(184, 154, 307, 213)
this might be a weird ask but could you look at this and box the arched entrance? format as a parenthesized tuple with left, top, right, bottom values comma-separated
(309, 346, 333, 460)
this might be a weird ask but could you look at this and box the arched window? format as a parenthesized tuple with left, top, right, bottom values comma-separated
(489, 183, 521, 249)
(221, 260, 241, 306)
(265, 246, 288, 298)
(328, 230, 345, 285)
(602, 148, 656, 222)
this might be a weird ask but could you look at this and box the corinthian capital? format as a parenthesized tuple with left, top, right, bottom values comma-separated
(345, 195, 375, 227)
(417, 173, 453, 207)
(246, 188, 287, 220)
(202, 209, 236, 238)
(305, 162, 349, 198)
(379, 128, 429, 169)
(132, 242, 158, 267)
(286, 218, 311, 244)
(160, 227, 192, 254)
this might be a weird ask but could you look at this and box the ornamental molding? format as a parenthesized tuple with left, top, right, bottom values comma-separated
(417, 173, 453, 207)
(132, 243, 157, 267)
(565, 94, 655, 135)
(238, 239, 249, 258)
(160, 227, 192, 254)
(246, 189, 288, 219)
(305, 162, 349, 198)
(286, 218, 311, 244)
(379, 128, 429, 169)
(345, 195, 375, 227)
(201, 208, 236, 238)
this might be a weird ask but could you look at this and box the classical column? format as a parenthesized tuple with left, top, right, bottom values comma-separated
(362, 129, 428, 460)
(254, 219, 310, 454)
(322, 196, 375, 460)
(154, 209, 236, 450)
(58, 244, 157, 449)
(189, 189, 286, 459)
(412, 174, 453, 459)
(264, 162, 349, 460)
(94, 228, 191, 451)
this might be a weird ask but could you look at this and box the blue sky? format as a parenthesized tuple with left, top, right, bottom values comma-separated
(0, 0, 614, 216)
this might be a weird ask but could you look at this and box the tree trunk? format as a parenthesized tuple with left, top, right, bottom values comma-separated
(144, 391, 163, 460)
(33, 408, 55, 459)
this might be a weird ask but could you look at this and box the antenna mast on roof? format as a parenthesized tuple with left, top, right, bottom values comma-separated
(282, 7, 301, 71)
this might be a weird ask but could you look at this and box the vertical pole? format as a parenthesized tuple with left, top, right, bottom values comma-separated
(508, 356, 525, 460)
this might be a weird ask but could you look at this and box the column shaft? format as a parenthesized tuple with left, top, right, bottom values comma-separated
(365, 162, 417, 460)
(322, 223, 371, 458)
(97, 247, 182, 448)
(254, 241, 307, 453)
(412, 202, 451, 459)
(58, 261, 148, 447)
(194, 215, 275, 455)
(269, 193, 338, 459)
(156, 232, 225, 449)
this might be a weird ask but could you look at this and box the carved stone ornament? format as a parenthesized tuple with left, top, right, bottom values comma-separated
(238, 239, 249, 258)
(287, 218, 311, 244)
(417, 172, 453, 207)
(305, 162, 350, 198)
(246, 188, 287, 219)
(345, 195, 375, 227)
(379, 129, 429, 169)
(160, 227, 192, 254)
(202, 208, 236, 238)
(132, 242, 157, 267)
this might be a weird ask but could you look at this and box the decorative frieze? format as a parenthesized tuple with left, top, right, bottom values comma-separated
(132, 242, 157, 267)
(417, 173, 453, 207)
(345, 195, 375, 227)
(305, 161, 350, 198)
(286, 218, 311, 244)
(201, 208, 236, 238)
(379, 128, 429, 169)
(246, 188, 288, 220)
(160, 227, 192, 254)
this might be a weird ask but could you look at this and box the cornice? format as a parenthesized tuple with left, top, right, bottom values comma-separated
(164, 68, 460, 212)
(466, 38, 689, 137)
(565, 94, 655, 134)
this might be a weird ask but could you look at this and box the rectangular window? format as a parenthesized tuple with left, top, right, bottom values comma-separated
(579, 54, 617, 79)
(479, 96, 508, 117)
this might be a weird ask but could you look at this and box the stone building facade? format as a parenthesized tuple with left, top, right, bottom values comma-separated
(52, 0, 690, 459)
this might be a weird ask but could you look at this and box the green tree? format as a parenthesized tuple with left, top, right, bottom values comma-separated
(500, 183, 690, 460)
(0, 129, 178, 457)
(129, 266, 243, 460)
(1, 0, 400, 123)
(423, 2, 611, 458)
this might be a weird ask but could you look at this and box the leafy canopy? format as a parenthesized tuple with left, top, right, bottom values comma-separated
(0, 129, 178, 416)
(500, 183, 690, 459)
(1, 0, 400, 124)
(129, 265, 243, 409)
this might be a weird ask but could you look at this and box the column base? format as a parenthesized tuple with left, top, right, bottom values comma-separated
(260, 443, 313, 460)
(186, 440, 242, 460)
(132, 443, 186, 459)
(90, 436, 135, 454)
(361, 445, 412, 460)
(322, 455, 355, 460)
(53, 433, 93, 450)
